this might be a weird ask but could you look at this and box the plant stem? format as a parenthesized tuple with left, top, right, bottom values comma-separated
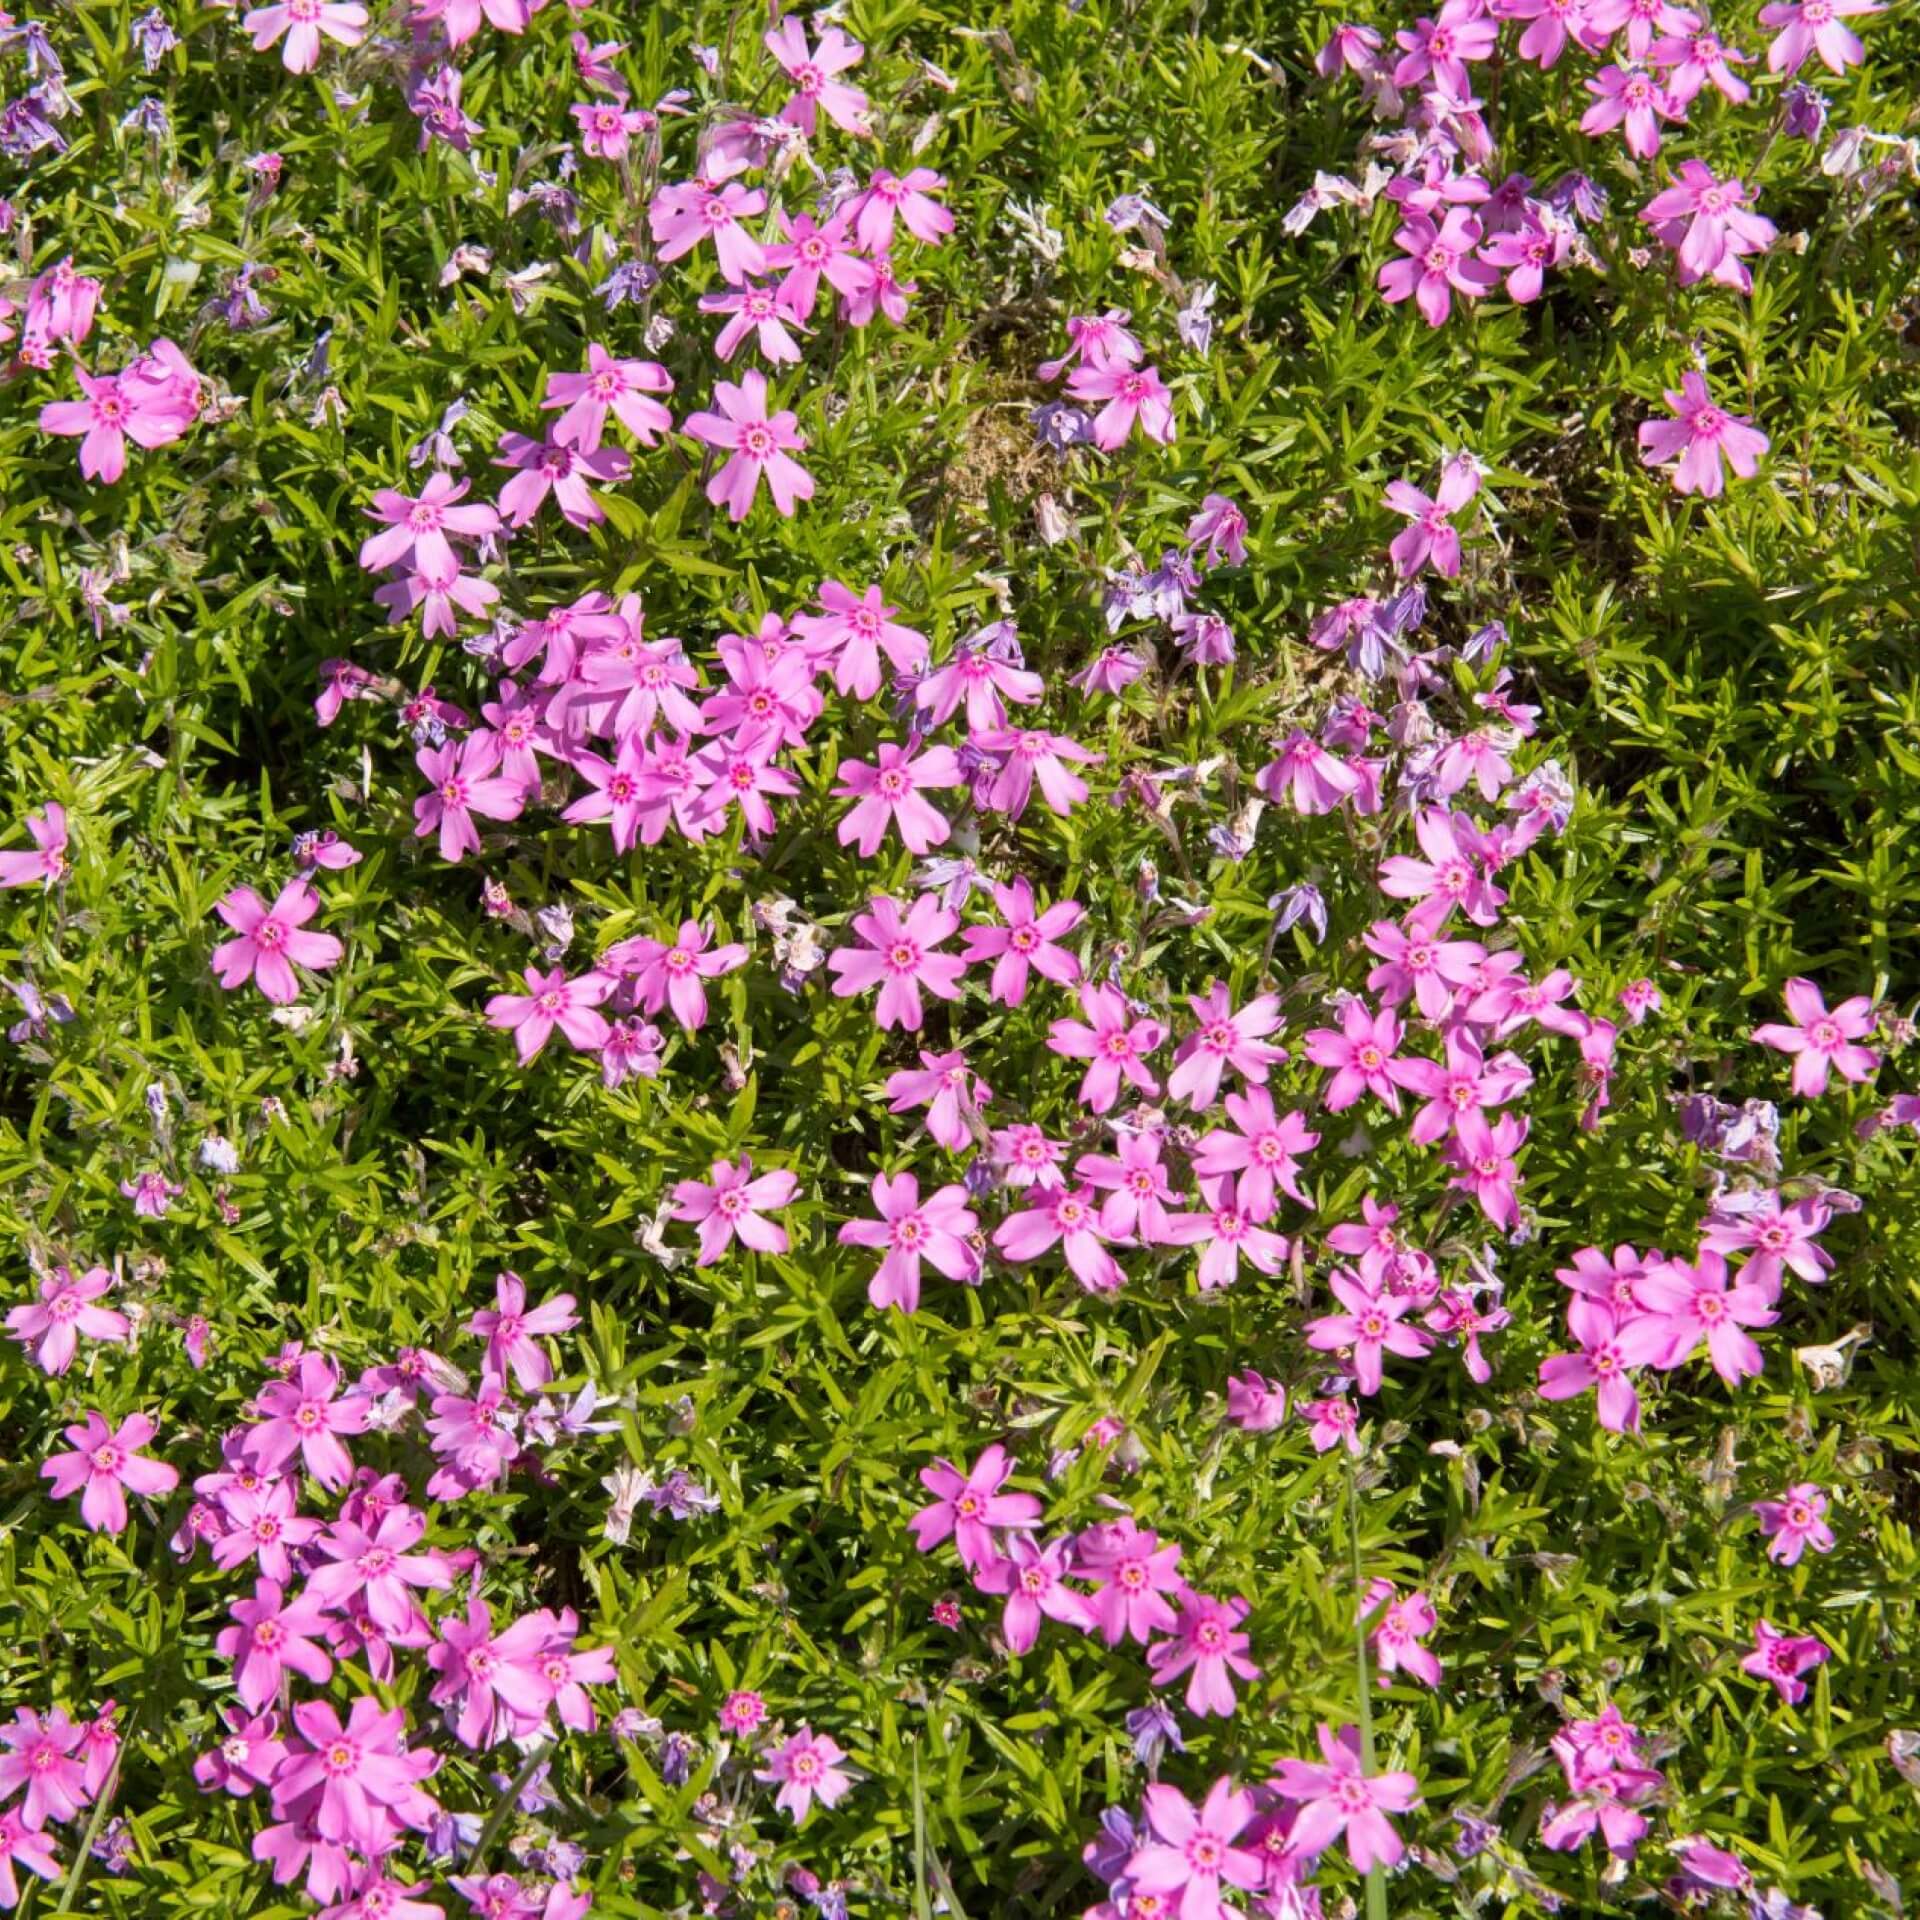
(465, 1741, 550, 1873)
(55, 1709, 136, 1915)
(1346, 1453, 1389, 1920)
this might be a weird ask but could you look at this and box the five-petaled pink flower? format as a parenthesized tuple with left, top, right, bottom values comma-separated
(839, 1170, 980, 1314)
(359, 472, 500, 575)
(485, 966, 614, 1064)
(1379, 211, 1497, 328)
(794, 580, 928, 699)
(1128, 1777, 1264, 1920)
(834, 741, 962, 856)
(42, 1410, 179, 1533)
(1167, 983, 1287, 1112)
(1065, 363, 1177, 450)
(1048, 984, 1165, 1114)
(1752, 1483, 1835, 1566)
(245, 1353, 369, 1491)
(756, 1727, 853, 1826)
(468, 1272, 577, 1390)
(1305, 1000, 1408, 1113)
(672, 1155, 799, 1265)
(242, 0, 368, 70)
(1758, 0, 1880, 72)
(1148, 1589, 1260, 1717)
(493, 429, 631, 530)
(541, 345, 674, 451)
(1740, 1618, 1829, 1704)
(684, 371, 815, 520)
(649, 179, 769, 282)
(0, 1709, 90, 1830)
(1383, 455, 1482, 576)
(1270, 1723, 1421, 1872)
(211, 878, 343, 1005)
(603, 919, 748, 1032)
(7, 1264, 129, 1375)
(1751, 976, 1878, 1094)
(764, 16, 870, 134)
(1305, 1269, 1436, 1394)
(960, 878, 1083, 1007)
(216, 1577, 336, 1711)
(1638, 370, 1768, 498)
(908, 1443, 1041, 1571)
(826, 893, 966, 1032)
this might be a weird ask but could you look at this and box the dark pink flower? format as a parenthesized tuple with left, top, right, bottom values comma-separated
(211, 879, 343, 1004)
(993, 1182, 1128, 1293)
(485, 966, 613, 1065)
(671, 1156, 798, 1265)
(850, 168, 953, 251)
(245, 1354, 369, 1491)
(0, 1709, 90, 1829)
(959, 878, 1083, 1007)
(826, 894, 966, 1032)
(541, 345, 673, 451)
(649, 179, 768, 283)
(1148, 1590, 1259, 1717)
(908, 1444, 1041, 1571)
(1740, 1618, 1829, 1703)
(834, 742, 962, 856)
(41, 1410, 178, 1532)
(1305, 1269, 1436, 1394)
(216, 1577, 336, 1711)
(976, 1534, 1093, 1653)
(756, 1727, 852, 1826)
(884, 1050, 990, 1153)
(839, 1170, 979, 1314)
(764, 16, 869, 134)
(6, 1264, 128, 1376)
(1189, 1092, 1317, 1220)
(683, 372, 813, 520)
(467, 1273, 577, 1390)
(1271, 1724, 1420, 1872)
(1047, 985, 1165, 1114)
(1751, 976, 1877, 1093)
(493, 430, 630, 530)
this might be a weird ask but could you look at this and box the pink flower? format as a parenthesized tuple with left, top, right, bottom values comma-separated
(1065, 363, 1176, 450)
(1376, 807, 1507, 929)
(1640, 161, 1775, 289)
(850, 168, 953, 251)
(1637, 369, 1769, 497)
(1189, 1091, 1317, 1220)
(307, 1507, 455, 1636)
(413, 737, 527, 863)
(1226, 1371, 1289, 1432)
(1316, 21, 1383, 71)
(764, 16, 869, 134)
(119, 1170, 183, 1218)
(671, 1155, 798, 1266)
(908, 1443, 1041, 1570)
(683, 371, 814, 520)
(1304, 1396, 1362, 1454)
(0, 1709, 90, 1831)
(763, 210, 874, 321)
(1152, 1167, 1290, 1290)
(1167, 984, 1288, 1112)
(1650, 25, 1753, 99)
(373, 556, 499, 640)
(1631, 1249, 1776, 1386)
(484, 965, 614, 1065)
(960, 878, 1083, 1007)
(970, 726, 1102, 820)
(1047, 984, 1165, 1114)
(0, 803, 69, 889)
(468, 1273, 577, 1390)
(701, 282, 809, 364)
(757, 1728, 852, 1826)
(1701, 1191, 1833, 1294)
(425, 1597, 559, 1749)
(1480, 209, 1574, 302)
(1500, 0, 1597, 68)
(794, 580, 928, 699)
(571, 99, 651, 161)
(1271, 1724, 1420, 1872)
(1740, 1619, 1829, 1704)
(1366, 1580, 1443, 1688)
(1363, 918, 1486, 1020)
(274, 1696, 440, 1853)
(25, 259, 101, 348)
(0, 1810, 60, 1905)
(243, 0, 367, 68)
(994, 1182, 1128, 1294)
(1390, 1026, 1533, 1157)
(1586, 0, 1699, 55)
(1758, 0, 1880, 72)
(39, 350, 199, 483)
(1378, 210, 1498, 327)
(834, 741, 962, 855)
(1581, 64, 1684, 157)
(1148, 1589, 1259, 1717)
(216, 1578, 336, 1711)
(493, 430, 630, 530)
(1749, 1485, 1838, 1574)
(1036, 310, 1143, 381)
(839, 1171, 980, 1314)
(718, 1689, 767, 1737)
(6, 1264, 128, 1375)
(1256, 731, 1363, 814)
(1079, 1519, 1184, 1646)
(649, 179, 768, 283)
(208, 1482, 324, 1583)
(209, 877, 343, 1005)
(540, 345, 674, 451)
(826, 894, 966, 1032)
(884, 1050, 990, 1153)
(1537, 1298, 1670, 1432)
(1077, 1128, 1187, 1244)
(1304, 1001, 1406, 1113)
(41, 1410, 178, 1533)
(245, 1354, 369, 1491)
(1393, 0, 1499, 90)
(1305, 1270, 1436, 1394)
(1751, 976, 1878, 1093)
(1128, 1778, 1264, 1920)
(1383, 456, 1481, 577)
(976, 1535, 1094, 1653)
(603, 921, 747, 1033)
(358, 472, 500, 575)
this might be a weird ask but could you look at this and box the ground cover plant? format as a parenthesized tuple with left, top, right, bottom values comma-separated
(2, 0, 1920, 1913)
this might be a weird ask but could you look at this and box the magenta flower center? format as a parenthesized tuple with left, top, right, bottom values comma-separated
(252, 1619, 284, 1651)
(1810, 1018, 1841, 1048)
(879, 769, 908, 797)
(700, 195, 734, 227)
(535, 990, 565, 1016)
(718, 1189, 748, 1218)
(885, 941, 922, 974)
(540, 446, 575, 478)
(740, 422, 775, 460)
(1195, 1621, 1225, 1651)
(1358, 1044, 1384, 1070)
